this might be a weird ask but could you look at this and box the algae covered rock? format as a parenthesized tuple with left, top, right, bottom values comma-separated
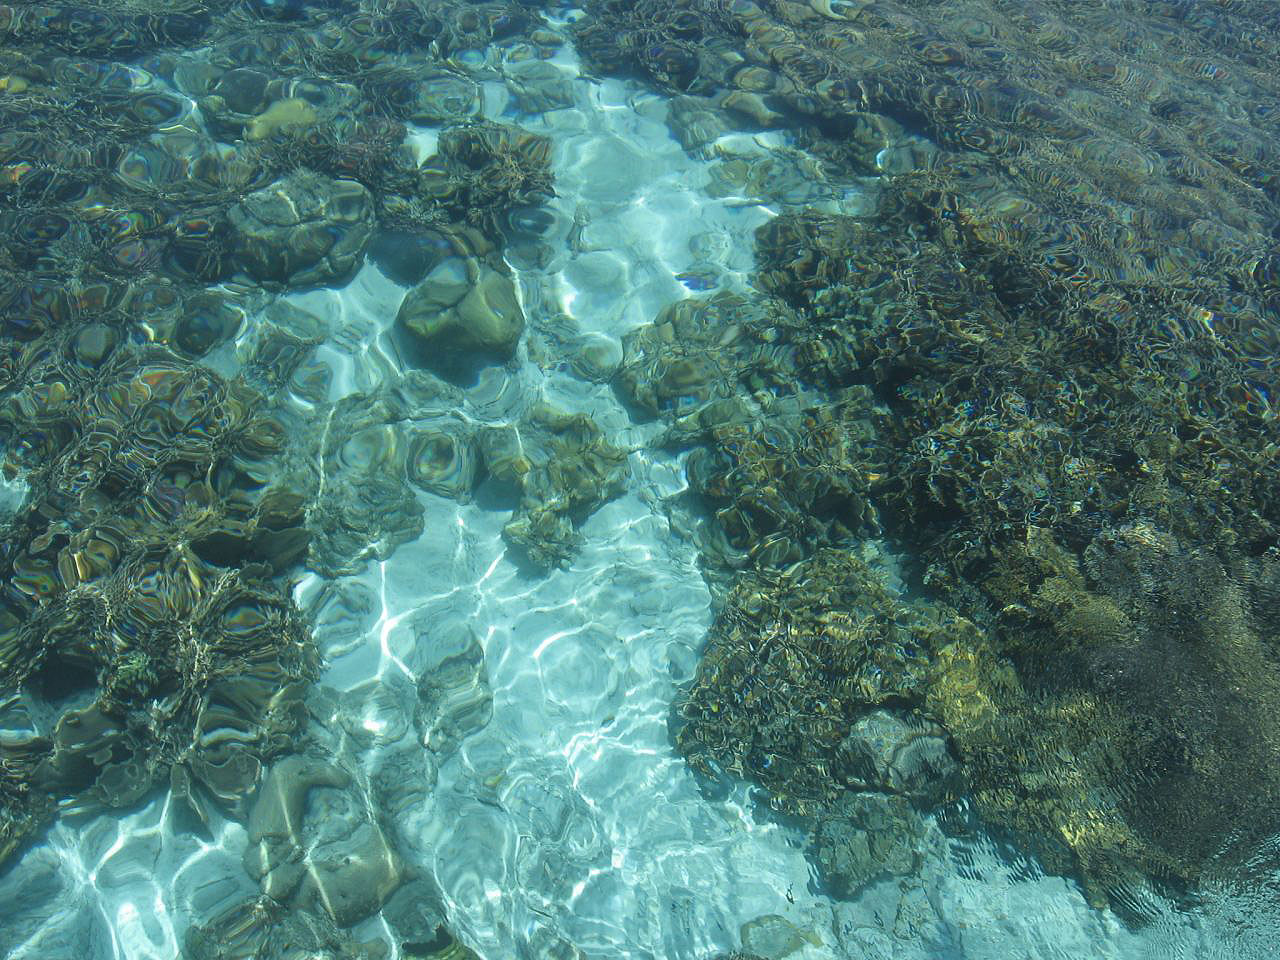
(499, 403, 630, 571)
(184, 894, 391, 960)
(244, 752, 404, 927)
(808, 792, 926, 900)
(740, 185, 1280, 909)
(0, 320, 318, 861)
(417, 121, 554, 237)
(675, 548, 942, 814)
(939, 523, 1280, 908)
(0, 731, 53, 869)
(1, 552, 316, 848)
(306, 371, 466, 577)
(615, 292, 776, 420)
(397, 256, 525, 367)
(616, 292, 881, 570)
(229, 170, 375, 288)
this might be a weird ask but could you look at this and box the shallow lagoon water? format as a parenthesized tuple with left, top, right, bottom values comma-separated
(2, 5, 1280, 960)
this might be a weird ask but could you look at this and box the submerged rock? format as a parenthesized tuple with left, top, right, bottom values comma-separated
(0, 0, 571, 952)
(370, 228, 458, 287)
(229, 170, 374, 288)
(501, 404, 630, 571)
(413, 626, 493, 755)
(1, 510, 316, 858)
(184, 894, 391, 960)
(396, 257, 525, 367)
(477, 423, 533, 491)
(380, 880, 450, 958)
(307, 387, 428, 578)
(582, 15, 1280, 909)
(380, 71, 483, 126)
(401, 924, 482, 960)
(244, 97, 317, 141)
(405, 421, 482, 502)
(837, 710, 959, 806)
(739, 914, 823, 959)
(244, 753, 404, 927)
(808, 792, 926, 900)
(569, 332, 623, 383)
(209, 67, 270, 115)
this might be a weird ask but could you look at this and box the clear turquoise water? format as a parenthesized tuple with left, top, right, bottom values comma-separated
(1, 3, 1279, 959)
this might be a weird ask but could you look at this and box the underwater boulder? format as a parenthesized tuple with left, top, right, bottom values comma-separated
(808, 792, 926, 900)
(396, 256, 524, 367)
(244, 753, 404, 927)
(229, 170, 374, 289)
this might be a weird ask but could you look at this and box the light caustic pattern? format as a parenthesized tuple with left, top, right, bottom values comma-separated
(0, 20, 1254, 960)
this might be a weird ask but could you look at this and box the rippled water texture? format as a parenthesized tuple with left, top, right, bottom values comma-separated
(2, 2, 1280, 959)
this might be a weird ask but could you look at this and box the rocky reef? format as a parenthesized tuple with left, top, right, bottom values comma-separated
(0, 0, 584, 954)
(3, 0, 1280, 949)
(0, 310, 317, 863)
(615, 291, 881, 574)
(744, 197, 1280, 907)
(580, 0, 1280, 917)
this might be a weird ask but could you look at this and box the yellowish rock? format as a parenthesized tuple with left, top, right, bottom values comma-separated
(244, 97, 317, 141)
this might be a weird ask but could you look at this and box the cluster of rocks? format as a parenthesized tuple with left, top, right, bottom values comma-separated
(578, 0, 1280, 919)
(0, 0, 613, 956)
